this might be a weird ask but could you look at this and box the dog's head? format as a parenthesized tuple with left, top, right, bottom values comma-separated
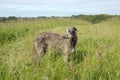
(66, 27, 78, 38)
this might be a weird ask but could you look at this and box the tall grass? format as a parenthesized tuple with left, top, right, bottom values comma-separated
(0, 17, 120, 80)
(0, 18, 88, 46)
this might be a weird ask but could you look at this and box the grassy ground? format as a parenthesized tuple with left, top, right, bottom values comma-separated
(0, 17, 120, 80)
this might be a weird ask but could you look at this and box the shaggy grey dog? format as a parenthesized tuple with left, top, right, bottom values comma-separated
(34, 27, 78, 64)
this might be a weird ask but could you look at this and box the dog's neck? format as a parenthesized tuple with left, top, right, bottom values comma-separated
(69, 35, 77, 50)
(62, 34, 76, 39)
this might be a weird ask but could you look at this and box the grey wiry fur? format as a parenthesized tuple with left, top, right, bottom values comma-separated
(34, 27, 78, 64)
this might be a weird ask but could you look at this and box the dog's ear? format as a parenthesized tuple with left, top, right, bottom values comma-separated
(73, 27, 78, 32)
(75, 28, 78, 32)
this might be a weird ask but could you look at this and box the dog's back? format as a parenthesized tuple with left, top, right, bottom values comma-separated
(34, 32, 70, 54)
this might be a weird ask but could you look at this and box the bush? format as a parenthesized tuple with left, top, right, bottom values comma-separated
(0, 17, 7, 22)
(7, 16, 17, 21)
(71, 14, 112, 23)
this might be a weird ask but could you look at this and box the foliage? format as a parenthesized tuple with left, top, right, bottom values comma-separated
(7, 16, 17, 21)
(0, 14, 119, 23)
(71, 14, 115, 23)
(0, 27, 29, 45)
(0, 17, 7, 22)
(0, 17, 120, 80)
(0, 16, 17, 22)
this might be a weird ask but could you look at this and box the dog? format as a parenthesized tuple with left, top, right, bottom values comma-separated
(34, 27, 78, 64)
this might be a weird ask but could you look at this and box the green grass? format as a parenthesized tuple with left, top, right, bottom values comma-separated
(0, 17, 120, 80)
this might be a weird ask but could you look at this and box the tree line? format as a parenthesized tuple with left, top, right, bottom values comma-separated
(0, 14, 120, 23)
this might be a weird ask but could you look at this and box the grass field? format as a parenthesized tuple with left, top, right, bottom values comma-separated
(0, 17, 120, 80)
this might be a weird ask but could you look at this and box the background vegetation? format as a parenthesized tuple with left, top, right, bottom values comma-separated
(0, 15, 120, 80)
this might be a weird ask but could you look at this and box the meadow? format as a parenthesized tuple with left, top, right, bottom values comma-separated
(0, 17, 120, 80)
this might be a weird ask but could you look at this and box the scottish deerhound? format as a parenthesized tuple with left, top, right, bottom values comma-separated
(34, 27, 78, 64)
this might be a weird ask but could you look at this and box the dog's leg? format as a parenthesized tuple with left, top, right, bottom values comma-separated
(63, 54, 70, 63)
(34, 44, 47, 65)
(63, 53, 73, 70)
(36, 48, 44, 64)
